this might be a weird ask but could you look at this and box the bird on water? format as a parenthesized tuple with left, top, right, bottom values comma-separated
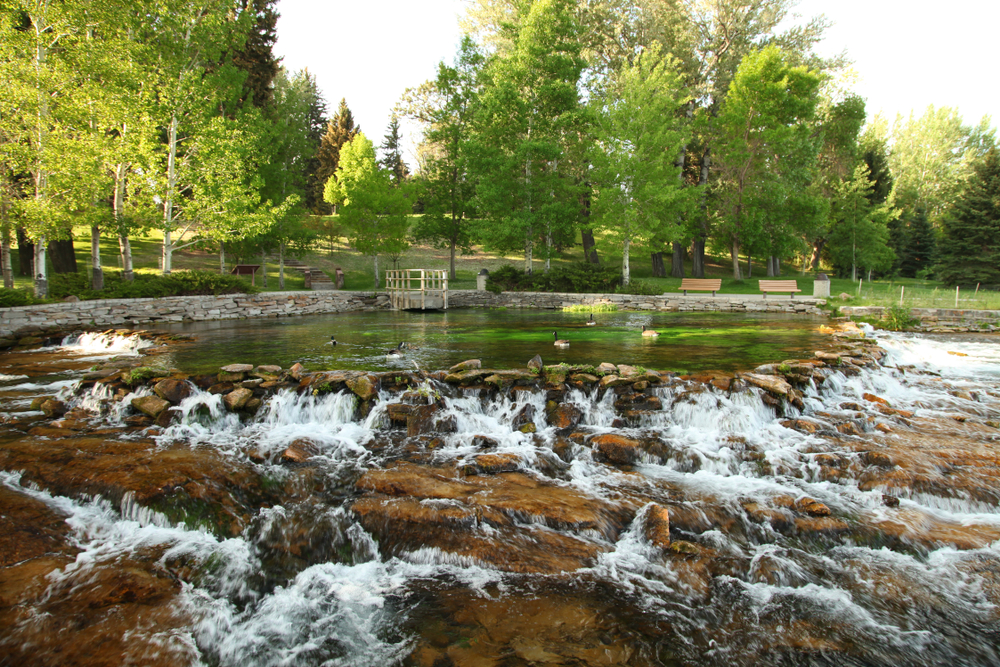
(641, 325, 659, 337)
(553, 331, 570, 347)
(386, 342, 405, 357)
(586, 314, 597, 326)
(326, 335, 337, 345)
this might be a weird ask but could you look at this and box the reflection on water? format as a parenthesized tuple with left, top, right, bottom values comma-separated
(158, 310, 825, 373)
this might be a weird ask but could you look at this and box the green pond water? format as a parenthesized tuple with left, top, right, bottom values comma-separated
(156, 310, 825, 374)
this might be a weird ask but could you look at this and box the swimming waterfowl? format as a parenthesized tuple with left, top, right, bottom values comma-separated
(641, 325, 659, 337)
(553, 331, 570, 347)
(386, 342, 405, 357)
(326, 335, 337, 345)
(586, 314, 596, 326)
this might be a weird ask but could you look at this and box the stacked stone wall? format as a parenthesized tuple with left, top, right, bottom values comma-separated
(1, 289, 825, 339)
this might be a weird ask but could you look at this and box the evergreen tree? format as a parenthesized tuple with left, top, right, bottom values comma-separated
(314, 98, 360, 213)
(300, 69, 328, 213)
(936, 149, 1000, 286)
(897, 207, 936, 278)
(379, 114, 408, 185)
(232, 0, 280, 109)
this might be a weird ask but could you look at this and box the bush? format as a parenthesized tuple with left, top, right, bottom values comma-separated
(486, 263, 623, 294)
(881, 305, 920, 331)
(47, 270, 259, 301)
(617, 279, 660, 296)
(0, 288, 38, 307)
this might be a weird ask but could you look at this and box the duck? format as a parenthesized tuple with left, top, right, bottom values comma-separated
(553, 331, 570, 347)
(386, 342, 405, 357)
(641, 325, 659, 337)
(326, 335, 337, 345)
(586, 314, 596, 326)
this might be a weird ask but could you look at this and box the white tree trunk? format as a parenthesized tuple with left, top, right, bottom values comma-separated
(91, 225, 103, 290)
(373, 254, 379, 288)
(219, 241, 226, 274)
(162, 113, 179, 275)
(260, 250, 267, 288)
(622, 237, 631, 285)
(1, 226, 12, 289)
(278, 241, 285, 290)
(32, 5, 49, 298)
(33, 236, 47, 298)
(113, 162, 133, 281)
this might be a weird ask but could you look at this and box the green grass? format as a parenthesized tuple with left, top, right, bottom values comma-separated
(5, 216, 999, 310)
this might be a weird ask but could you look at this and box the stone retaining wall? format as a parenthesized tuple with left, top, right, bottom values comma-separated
(1, 289, 825, 339)
(840, 306, 1000, 324)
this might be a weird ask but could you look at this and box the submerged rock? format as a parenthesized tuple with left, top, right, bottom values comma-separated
(131, 395, 171, 419)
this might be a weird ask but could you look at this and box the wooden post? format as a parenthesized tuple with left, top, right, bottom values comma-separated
(899, 285, 904, 306)
(955, 286, 960, 307)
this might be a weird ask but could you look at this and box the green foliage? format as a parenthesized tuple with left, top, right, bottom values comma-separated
(562, 304, 618, 313)
(46, 270, 258, 301)
(0, 289, 39, 307)
(881, 305, 920, 331)
(125, 366, 170, 387)
(936, 148, 1000, 287)
(486, 263, 623, 294)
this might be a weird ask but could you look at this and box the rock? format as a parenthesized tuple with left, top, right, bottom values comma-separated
(596, 362, 617, 375)
(245, 398, 262, 413)
(616, 364, 639, 377)
(223, 388, 253, 411)
(346, 375, 378, 401)
(450, 359, 482, 372)
(62, 295, 79, 302)
(288, 362, 305, 380)
(463, 453, 522, 476)
(875, 423, 893, 433)
(39, 399, 68, 419)
(256, 364, 282, 374)
(862, 451, 894, 467)
(512, 404, 535, 430)
(154, 407, 182, 428)
(862, 392, 890, 406)
(220, 363, 253, 373)
(815, 351, 841, 363)
(882, 494, 900, 508)
(549, 404, 582, 429)
(527, 354, 543, 372)
(599, 375, 632, 388)
(130, 395, 171, 419)
(240, 378, 264, 389)
(591, 433, 643, 464)
(837, 422, 863, 436)
(152, 378, 193, 405)
(795, 517, 850, 534)
(742, 373, 791, 397)
(795, 497, 831, 517)
(644, 504, 671, 548)
(838, 292, 852, 300)
(281, 439, 319, 463)
(407, 404, 441, 437)
(386, 403, 412, 424)
(569, 373, 599, 385)
(518, 422, 536, 433)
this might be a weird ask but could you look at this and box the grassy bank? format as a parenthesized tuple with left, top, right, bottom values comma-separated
(3, 216, 997, 310)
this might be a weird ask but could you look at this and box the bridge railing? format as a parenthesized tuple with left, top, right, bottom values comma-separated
(384, 269, 449, 310)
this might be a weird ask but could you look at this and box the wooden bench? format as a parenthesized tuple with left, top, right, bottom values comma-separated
(759, 280, 801, 298)
(679, 279, 722, 296)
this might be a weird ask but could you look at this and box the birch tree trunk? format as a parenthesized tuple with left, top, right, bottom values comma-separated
(1, 224, 12, 289)
(278, 241, 285, 290)
(113, 162, 133, 281)
(622, 237, 631, 286)
(373, 254, 379, 288)
(91, 226, 103, 290)
(219, 241, 225, 274)
(33, 238, 47, 297)
(32, 4, 49, 298)
(162, 113, 179, 275)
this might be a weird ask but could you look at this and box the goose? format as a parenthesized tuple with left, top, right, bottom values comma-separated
(386, 342, 405, 357)
(641, 325, 659, 337)
(586, 314, 597, 326)
(553, 331, 570, 347)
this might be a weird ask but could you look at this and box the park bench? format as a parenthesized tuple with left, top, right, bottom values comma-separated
(758, 279, 801, 298)
(679, 278, 722, 296)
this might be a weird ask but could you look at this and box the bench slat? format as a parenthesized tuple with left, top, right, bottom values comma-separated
(758, 280, 801, 297)
(679, 279, 722, 296)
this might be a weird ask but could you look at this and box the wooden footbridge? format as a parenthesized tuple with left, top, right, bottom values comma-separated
(385, 269, 449, 310)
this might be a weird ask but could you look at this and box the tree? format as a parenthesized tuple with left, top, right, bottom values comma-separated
(711, 45, 821, 279)
(404, 37, 483, 280)
(314, 98, 360, 214)
(379, 114, 409, 185)
(897, 207, 936, 278)
(890, 106, 996, 227)
(827, 164, 895, 280)
(231, 0, 279, 109)
(589, 44, 690, 285)
(936, 148, 1000, 286)
(299, 70, 328, 213)
(323, 133, 410, 288)
(470, 0, 587, 273)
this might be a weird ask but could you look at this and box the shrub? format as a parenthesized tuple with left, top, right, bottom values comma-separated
(617, 279, 660, 296)
(47, 270, 258, 301)
(486, 263, 623, 294)
(881, 305, 920, 331)
(0, 289, 38, 307)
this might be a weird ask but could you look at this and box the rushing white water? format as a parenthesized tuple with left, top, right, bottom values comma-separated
(61, 330, 153, 356)
(4, 327, 1000, 665)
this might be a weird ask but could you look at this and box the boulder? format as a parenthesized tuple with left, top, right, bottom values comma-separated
(591, 433, 643, 464)
(527, 354, 543, 372)
(152, 379, 193, 405)
(131, 395, 171, 419)
(795, 497, 831, 517)
(281, 439, 319, 463)
(463, 453, 523, 476)
(596, 363, 617, 375)
(346, 374, 378, 401)
(548, 404, 583, 429)
(450, 359, 482, 373)
(256, 364, 282, 374)
(39, 399, 68, 419)
(288, 362, 305, 380)
(862, 392, 890, 406)
(511, 404, 536, 430)
(815, 351, 841, 363)
(742, 373, 791, 397)
(386, 403, 413, 424)
(644, 504, 671, 548)
(616, 364, 639, 377)
(599, 375, 632, 389)
(223, 387, 253, 411)
(220, 363, 253, 373)
(407, 404, 441, 437)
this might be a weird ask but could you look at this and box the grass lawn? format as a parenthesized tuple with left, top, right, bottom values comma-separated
(4, 215, 998, 311)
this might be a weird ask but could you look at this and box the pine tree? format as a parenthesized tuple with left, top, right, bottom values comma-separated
(936, 149, 1000, 286)
(313, 98, 360, 213)
(232, 0, 280, 109)
(379, 115, 408, 185)
(300, 69, 327, 212)
(898, 207, 936, 278)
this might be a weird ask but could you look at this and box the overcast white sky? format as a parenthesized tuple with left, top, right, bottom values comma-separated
(274, 0, 998, 167)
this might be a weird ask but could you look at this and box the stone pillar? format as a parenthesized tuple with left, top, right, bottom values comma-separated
(813, 273, 830, 298)
(476, 269, 489, 291)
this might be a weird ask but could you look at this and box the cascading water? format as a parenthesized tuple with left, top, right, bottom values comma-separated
(1, 326, 999, 666)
